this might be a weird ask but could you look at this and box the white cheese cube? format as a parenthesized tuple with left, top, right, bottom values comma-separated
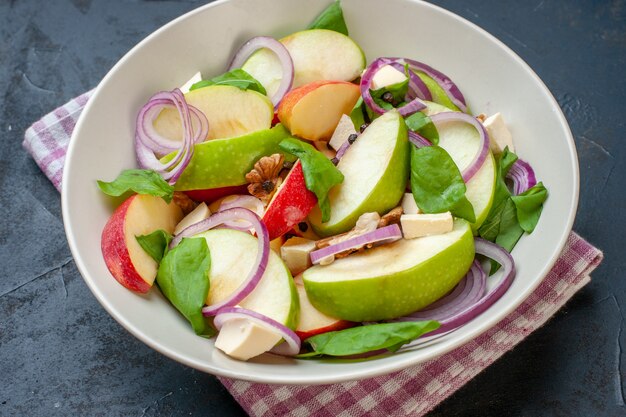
(371, 65, 407, 90)
(401, 212, 453, 239)
(483, 113, 515, 154)
(400, 193, 421, 214)
(329, 114, 357, 151)
(214, 318, 282, 361)
(281, 237, 317, 275)
(174, 202, 211, 235)
(179, 71, 202, 94)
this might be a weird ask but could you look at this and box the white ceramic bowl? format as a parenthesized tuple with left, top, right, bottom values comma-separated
(62, 0, 578, 384)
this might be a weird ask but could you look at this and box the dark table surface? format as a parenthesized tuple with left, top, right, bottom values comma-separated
(1, 0, 624, 416)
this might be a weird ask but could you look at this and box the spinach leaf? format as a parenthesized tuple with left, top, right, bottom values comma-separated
(97, 169, 174, 203)
(511, 182, 548, 233)
(156, 238, 213, 337)
(136, 229, 172, 263)
(370, 77, 409, 110)
(307, 0, 349, 36)
(492, 148, 518, 210)
(349, 97, 367, 129)
(300, 321, 440, 357)
(190, 69, 266, 95)
(404, 112, 439, 145)
(279, 138, 344, 223)
(410, 145, 476, 223)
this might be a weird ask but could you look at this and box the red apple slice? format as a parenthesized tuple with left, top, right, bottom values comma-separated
(294, 275, 355, 340)
(101, 194, 183, 293)
(277, 80, 361, 141)
(262, 160, 317, 240)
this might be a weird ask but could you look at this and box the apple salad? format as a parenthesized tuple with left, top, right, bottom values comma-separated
(98, 1, 547, 361)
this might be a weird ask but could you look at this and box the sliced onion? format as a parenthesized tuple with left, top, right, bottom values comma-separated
(360, 58, 427, 116)
(310, 224, 403, 265)
(399, 58, 469, 113)
(430, 112, 489, 182)
(506, 158, 537, 195)
(169, 208, 269, 316)
(228, 36, 294, 107)
(217, 195, 265, 231)
(408, 131, 432, 148)
(335, 136, 355, 160)
(213, 307, 301, 356)
(135, 89, 208, 184)
(397, 239, 515, 336)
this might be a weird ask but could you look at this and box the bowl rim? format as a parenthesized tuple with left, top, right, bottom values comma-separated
(62, 0, 579, 384)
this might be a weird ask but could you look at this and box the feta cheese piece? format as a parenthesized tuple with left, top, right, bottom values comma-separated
(400, 193, 421, 215)
(401, 212, 453, 239)
(329, 114, 357, 151)
(281, 237, 317, 275)
(483, 113, 515, 154)
(179, 71, 202, 94)
(371, 65, 407, 90)
(214, 318, 282, 361)
(174, 202, 211, 235)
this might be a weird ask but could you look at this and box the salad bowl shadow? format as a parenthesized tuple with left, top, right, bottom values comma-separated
(62, 0, 578, 384)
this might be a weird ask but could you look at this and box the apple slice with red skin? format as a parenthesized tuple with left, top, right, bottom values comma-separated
(277, 80, 361, 141)
(101, 194, 183, 293)
(294, 275, 355, 341)
(184, 184, 249, 203)
(263, 160, 317, 241)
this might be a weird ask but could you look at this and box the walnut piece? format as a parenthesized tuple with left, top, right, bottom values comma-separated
(378, 206, 403, 227)
(476, 113, 487, 122)
(173, 191, 198, 215)
(245, 154, 285, 204)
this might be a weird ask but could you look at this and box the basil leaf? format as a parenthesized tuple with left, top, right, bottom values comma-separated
(190, 69, 266, 95)
(136, 230, 172, 263)
(156, 238, 213, 337)
(279, 138, 344, 223)
(494, 198, 525, 251)
(370, 77, 409, 110)
(410, 145, 476, 223)
(511, 182, 548, 233)
(307, 0, 349, 36)
(97, 169, 174, 203)
(349, 97, 366, 129)
(404, 112, 439, 145)
(301, 321, 440, 357)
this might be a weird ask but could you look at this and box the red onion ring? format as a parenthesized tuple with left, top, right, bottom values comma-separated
(135, 89, 208, 184)
(408, 131, 432, 148)
(387, 61, 432, 101)
(310, 224, 403, 265)
(228, 36, 294, 107)
(168, 208, 269, 316)
(430, 112, 489, 183)
(217, 195, 265, 232)
(396, 239, 515, 336)
(360, 58, 427, 117)
(506, 159, 537, 195)
(213, 307, 301, 356)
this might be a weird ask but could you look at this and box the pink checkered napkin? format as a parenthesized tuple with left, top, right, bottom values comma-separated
(24, 94, 603, 417)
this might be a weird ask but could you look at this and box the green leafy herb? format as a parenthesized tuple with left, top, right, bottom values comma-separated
(156, 238, 213, 337)
(307, 0, 349, 35)
(97, 169, 174, 203)
(299, 321, 440, 357)
(404, 112, 439, 145)
(370, 77, 409, 110)
(492, 148, 518, 210)
(349, 97, 366, 128)
(190, 69, 266, 95)
(511, 182, 548, 233)
(136, 230, 172, 263)
(279, 138, 344, 223)
(410, 145, 476, 223)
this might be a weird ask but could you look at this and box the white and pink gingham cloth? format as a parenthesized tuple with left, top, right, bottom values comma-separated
(24, 92, 603, 417)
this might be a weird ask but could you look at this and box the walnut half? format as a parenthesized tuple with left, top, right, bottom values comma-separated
(245, 154, 284, 204)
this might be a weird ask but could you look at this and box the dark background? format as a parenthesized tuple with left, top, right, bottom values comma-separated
(1, 0, 624, 415)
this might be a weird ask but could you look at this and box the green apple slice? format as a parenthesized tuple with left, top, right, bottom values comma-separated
(308, 110, 409, 237)
(415, 73, 461, 112)
(424, 102, 496, 231)
(303, 219, 474, 321)
(242, 29, 366, 97)
(162, 124, 295, 191)
(154, 85, 273, 140)
(196, 229, 299, 329)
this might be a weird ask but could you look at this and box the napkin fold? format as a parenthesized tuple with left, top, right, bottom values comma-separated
(23, 92, 603, 417)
